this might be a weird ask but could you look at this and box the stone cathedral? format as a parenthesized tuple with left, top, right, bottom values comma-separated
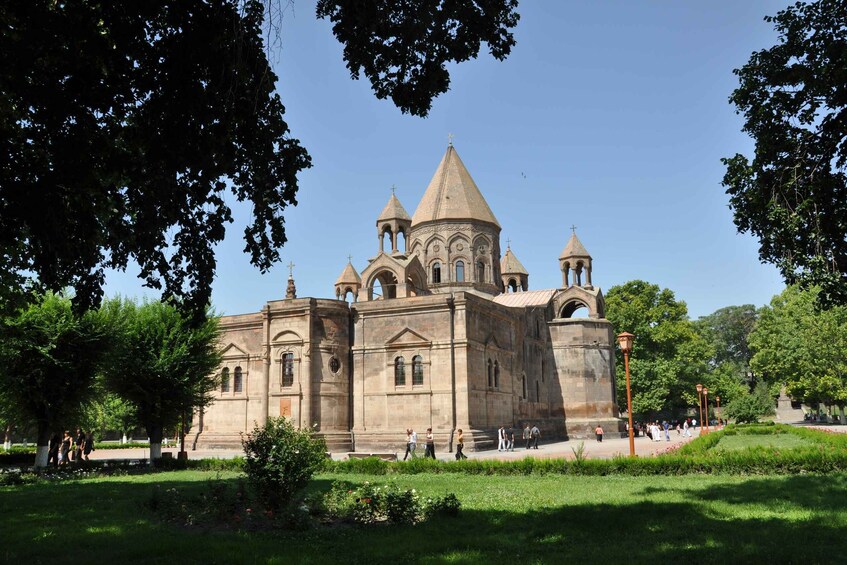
(197, 145, 621, 453)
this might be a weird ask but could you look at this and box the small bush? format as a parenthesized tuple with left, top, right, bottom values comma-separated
(314, 480, 460, 525)
(241, 417, 326, 510)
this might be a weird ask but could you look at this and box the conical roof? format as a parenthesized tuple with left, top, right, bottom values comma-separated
(335, 261, 362, 285)
(560, 233, 591, 259)
(377, 193, 411, 222)
(411, 146, 500, 227)
(501, 247, 528, 275)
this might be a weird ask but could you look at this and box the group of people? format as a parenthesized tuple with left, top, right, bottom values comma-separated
(403, 427, 447, 461)
(47, 428, 94, 466)
(630, 418, 699, 441)
(403, 423, 542, 461)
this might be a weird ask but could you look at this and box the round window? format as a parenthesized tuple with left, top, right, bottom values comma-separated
(329, 356, 341, 374)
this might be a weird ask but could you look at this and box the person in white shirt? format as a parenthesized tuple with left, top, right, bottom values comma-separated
(497, 425, 506, 451)
(403, 428, 417, 460)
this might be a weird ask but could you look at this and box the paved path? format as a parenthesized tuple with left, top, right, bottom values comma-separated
(85, 430, 703, 463)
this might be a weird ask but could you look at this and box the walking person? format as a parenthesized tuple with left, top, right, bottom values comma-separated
(497, 425, 506, 452)
(403, 428, 417, 461)
(83, 431, 94, 461)
(683, 419, 691, 437)
(594, 424, 604, 442)
(455, 429, 467, 460)
(663, 420, 671, 442)
(59, 430, 71, 466)
(47, 432, 60, 467)
(424, 427, 435, 459)
(523, 424, 532, 449)
(508, 426, 515, 452)
(530, 424, 540, 449)
(73, 428, 85, 463)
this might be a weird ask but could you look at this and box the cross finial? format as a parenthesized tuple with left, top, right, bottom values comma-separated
(391, 184, 396, 195)
(506, 237, 511, 249)
(347, 254, 352, 263)
(447, 132, 454, 146)
(570, 225, 577, 235)
(287, 261, 295, 277)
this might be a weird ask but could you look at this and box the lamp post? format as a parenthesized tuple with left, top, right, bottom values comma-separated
(617, 332, 636, 457)
(696, 383, 704, 435)
(703, 387, 710, 432)
(716, 396, 721, 427)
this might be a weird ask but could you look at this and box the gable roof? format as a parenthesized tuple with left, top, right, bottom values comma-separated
(411, 146, 500, 227)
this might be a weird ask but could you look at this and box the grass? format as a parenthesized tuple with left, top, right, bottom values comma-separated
(711, 433, 812, 452)
(4, 469, 847, 563)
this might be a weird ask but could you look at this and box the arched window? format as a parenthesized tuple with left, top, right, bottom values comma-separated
(282, 353, 294, 387)
(395, 356, 406, 386)
(432, 262, 441, 284)
(221, 367, 230, 393)
(234, 366, 243, 393)
(494, 361, 500, 389)
(412, 355, 424, 385)
(477, 261, 485, 283)
(455, 261, 465, 282)
(487, 359, 493, 388)
(508, 278, 517, 293)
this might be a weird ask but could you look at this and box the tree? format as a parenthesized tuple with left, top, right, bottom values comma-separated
(0, 293, 112, 466)
(101, 300, 222, 459)
(605, 280, 711, 416)
(748, 285, 847, 410)
(0, 1, 520, 316)
(722, 0, 847, 306)
(79, 391, 140, 443)
(724, 382, 776, 424)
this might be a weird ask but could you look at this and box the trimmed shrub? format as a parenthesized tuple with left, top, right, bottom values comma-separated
(242, 417, 326, 510)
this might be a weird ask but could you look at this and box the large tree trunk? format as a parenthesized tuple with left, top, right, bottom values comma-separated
(34, 423, 51, 468)
(148, 424, 163, 460)
(3, 423, 11, 451)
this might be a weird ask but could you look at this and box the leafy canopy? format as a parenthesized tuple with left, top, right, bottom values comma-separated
(605, 280, 711, 415)
(722, 0, 847, 306)
(0, 293, 112, 445)
(100, 299, 222, 446)
(0, 0, 520, 315)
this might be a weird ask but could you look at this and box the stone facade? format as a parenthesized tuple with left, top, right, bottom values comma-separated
(196, 145, 622, 453)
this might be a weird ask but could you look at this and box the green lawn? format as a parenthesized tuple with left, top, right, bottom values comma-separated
(4, 470, 847, 564)
(712, 433, 813, 452)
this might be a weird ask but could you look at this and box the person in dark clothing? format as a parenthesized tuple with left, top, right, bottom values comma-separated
(455, 429, 467, 460)
(83, 431, 94, 461)
(73, 428, 85, 463)
(47, 433, 60, 467)
(424, 427, 435, 459)
(59, 431, 72, 466)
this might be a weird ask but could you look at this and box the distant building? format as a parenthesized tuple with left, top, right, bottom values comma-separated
(197, 145, 621, 452)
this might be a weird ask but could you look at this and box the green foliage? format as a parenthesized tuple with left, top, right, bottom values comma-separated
(722, 0, 847, 306)
(749, 286, 847, 406)
(316, 1, 520, 117)
(0, 293, 113, 450)
(241, 417, 327, 510)
(724, 383, 776, 424)
(79, 392, 139, 441)
(0, 1, 518, 315)
(605, 280, 711, 415)
(314, 480, 460, 525)
(100, 299, 222, 450)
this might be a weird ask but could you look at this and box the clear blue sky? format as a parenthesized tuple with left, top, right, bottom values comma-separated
(103, 0, 793, 320)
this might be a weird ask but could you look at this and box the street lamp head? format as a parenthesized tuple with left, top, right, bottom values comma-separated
(716, 395, 720, 402)
(617, 332, 635, 353)
(696, 383, 703, 393)
(703, 387, 709, 395)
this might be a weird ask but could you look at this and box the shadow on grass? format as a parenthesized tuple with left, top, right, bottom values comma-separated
(3, 474, 847, 564)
